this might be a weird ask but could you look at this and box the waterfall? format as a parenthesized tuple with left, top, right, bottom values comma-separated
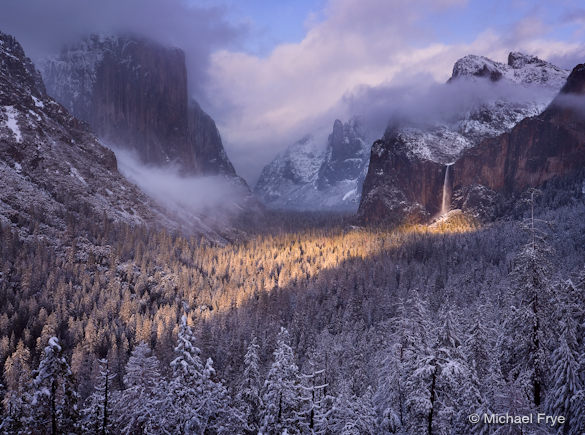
(441, 164, 452, 215)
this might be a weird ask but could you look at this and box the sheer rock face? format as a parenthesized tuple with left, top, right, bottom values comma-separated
(0, 31, 172, 236)
(254, 118, 370, 211)
(41, 35, 236, 176)
(358, 53, 573, 224)
(452, 63, 585, 196)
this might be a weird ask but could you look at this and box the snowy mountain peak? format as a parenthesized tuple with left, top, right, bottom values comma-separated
(507, 52, 543, 68)
(450, 52, 567, 88)
(451, 54, 506, 82)
(389, 53, 570, 164)
(254, 119, 371, 211)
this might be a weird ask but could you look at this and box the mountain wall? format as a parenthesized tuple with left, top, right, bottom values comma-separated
(41, 35, 236, 176)
(0, 30, 172, 236)
(452, 64, 585, 197)
(359, 53, 572, 224)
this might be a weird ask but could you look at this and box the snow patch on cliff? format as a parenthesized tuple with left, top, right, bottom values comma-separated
(3, 106, 22, 142)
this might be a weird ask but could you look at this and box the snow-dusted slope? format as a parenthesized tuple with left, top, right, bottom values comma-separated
(0, 31, 244, 241)
(451, 52, 568, 87)
(0, 31, 167, 237)
(254, 118, 371, 211)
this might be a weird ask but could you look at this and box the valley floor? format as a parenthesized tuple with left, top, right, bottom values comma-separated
(1, 185, 585, 434)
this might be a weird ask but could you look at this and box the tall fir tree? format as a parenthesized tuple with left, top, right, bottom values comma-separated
(546, 328, 584, 435)
(27, 337, 80, 434)
(298, 365, 331, 434)
(329, 383, 376, 434)
(237, 335, 263, 434)
(167, 315, 237, 434)
(114, 342, 170, 434)
(260, 327, 304, 434)
(501, 229, 554, 409)
(83, 358, 116, 435)
(1, 340, 32, 433)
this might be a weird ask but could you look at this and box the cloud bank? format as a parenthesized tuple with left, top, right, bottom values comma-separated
(204, 0, 585, 183)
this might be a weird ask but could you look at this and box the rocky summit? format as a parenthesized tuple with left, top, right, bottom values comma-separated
(452, 62, 585, 204)
(254, 118, 371, 211)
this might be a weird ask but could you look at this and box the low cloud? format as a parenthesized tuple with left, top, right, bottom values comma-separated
(552, 93, 585, 117)
(2, 0, 584, 185)
(112, 147, 250, 228)
(342, 74, 561, 135)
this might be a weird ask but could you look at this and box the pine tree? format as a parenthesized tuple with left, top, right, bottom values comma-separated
(400, 297, 474, 434)
(260, 327, 304, 434)
(83, 358, 116, 434)
(501, 229, 554, 408)
(328, 383, 376, 434)
(399, 293, 435, 434)
(115, 342, 169, 434)
(27, 337, 81, 434)
(237, 336, 262, 433)
(501, 192, 555, 409)
(546, 329, 584, 435)
(167, 315, 237, 434)
(298, 365, 331, 434)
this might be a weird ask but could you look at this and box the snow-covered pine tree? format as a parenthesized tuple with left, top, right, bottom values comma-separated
(374, 299, 418, 433)
(167, 314, 207, 433)
(83, 358, 116, 434)
(168, 315, 238, 434)
(399, 294, 476, 434)
(260, 327, 304, 434)
(328, 383, 376, 434)
(461, 311, 500, 435)
(27, 337, 81, 434)
(546, 328, 584, 434)
(399, 292, 435, 434)
(237, 335, 262, 433)
(500, 218, 555, 409)
(299, 365, 331, 434)
(201, 356, 241, 433)
(436, 309, 482, 433)
(115, 342, 169, 434)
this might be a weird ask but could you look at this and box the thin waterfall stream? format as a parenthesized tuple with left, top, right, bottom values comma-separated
(441, 164, 452, 215)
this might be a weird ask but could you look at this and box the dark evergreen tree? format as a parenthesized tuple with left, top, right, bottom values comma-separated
(260, 327, 304, 434)
(114, 342, 169, 434)
(27, 337, 80, 434)
(237, 335, 263, 433)
(83, 358, 116, 434)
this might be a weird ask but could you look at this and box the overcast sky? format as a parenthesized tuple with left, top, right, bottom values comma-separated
(1, 0, 585, 183)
